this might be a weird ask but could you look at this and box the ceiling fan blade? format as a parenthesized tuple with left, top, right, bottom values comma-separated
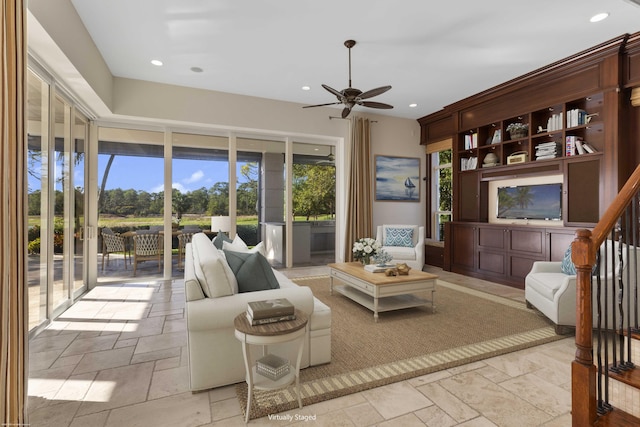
(322, 84, 344, 99)
(302, 102, 341, 108)
(361, 101, 393, 109)
(359, 85, 392, 100)
(341, 106, 352, 119)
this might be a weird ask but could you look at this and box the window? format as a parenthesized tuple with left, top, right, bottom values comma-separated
(431, 149, 452, 241)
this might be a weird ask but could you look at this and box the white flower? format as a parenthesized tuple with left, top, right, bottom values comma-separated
(352, 237, 380, 261)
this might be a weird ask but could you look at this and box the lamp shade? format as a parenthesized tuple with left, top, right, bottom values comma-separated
(210, 216, 231, 233)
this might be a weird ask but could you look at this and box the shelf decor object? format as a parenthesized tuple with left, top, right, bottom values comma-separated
(506, 123, 529, 139)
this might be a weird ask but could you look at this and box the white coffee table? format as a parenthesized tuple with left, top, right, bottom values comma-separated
(329, 262, 437, 322)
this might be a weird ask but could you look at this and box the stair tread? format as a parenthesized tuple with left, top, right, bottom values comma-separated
(608, 365, 640, 388)
(595, 408, 640, 427)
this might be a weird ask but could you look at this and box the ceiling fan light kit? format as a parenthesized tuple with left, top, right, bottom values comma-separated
(303, 39, 393, 118)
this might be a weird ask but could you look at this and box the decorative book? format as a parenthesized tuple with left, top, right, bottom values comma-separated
(256, 354, 290, 381)
(364, 264, 394, 273)
(247, 298, 294, 320)
(245, 312, 296, 326)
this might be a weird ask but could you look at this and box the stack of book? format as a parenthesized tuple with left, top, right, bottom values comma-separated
(535, 141, 561, 160)
(460, 156, 477, 171)
(256, 354, 290, 381)
(364, 264, 394, 273)
(246, 298, 295, 325)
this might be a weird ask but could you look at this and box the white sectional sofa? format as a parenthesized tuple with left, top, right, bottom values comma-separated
(184, 233, 331, 391)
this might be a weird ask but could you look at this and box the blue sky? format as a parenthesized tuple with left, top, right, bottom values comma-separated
(98, 155, 251, 194)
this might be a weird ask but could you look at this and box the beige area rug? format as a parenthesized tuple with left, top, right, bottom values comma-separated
(236, 275, 562, 420)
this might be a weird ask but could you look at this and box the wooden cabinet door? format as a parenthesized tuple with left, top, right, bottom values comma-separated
(565, 157, 601, 225)
(477, 226, 506, 277)
(457, 172, 479, 221)
(506, 227, 546, 287)
(451, 223, 476, 270)
(548, 229, 576, 261)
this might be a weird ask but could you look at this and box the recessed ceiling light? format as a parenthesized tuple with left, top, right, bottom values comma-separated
(302, 86, 311, 91)
(590, 12, 609, 23)
(409, 103, 418, 108)
(151, 59, 163, 66)
(190, 67, 203, 73)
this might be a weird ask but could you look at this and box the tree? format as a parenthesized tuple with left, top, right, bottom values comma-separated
(292, 164, 335, 220)
(172, 189, 190, 220)
(208, 182, 229, 215)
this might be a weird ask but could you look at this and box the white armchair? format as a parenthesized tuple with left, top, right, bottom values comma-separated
(525, 241, 638, 334)
(376, 224, 424, 271)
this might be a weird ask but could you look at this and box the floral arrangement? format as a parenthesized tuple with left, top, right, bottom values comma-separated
(373, 249, 393, 266)
(352, 237, 381, 265)
(505, 122, 529, 132)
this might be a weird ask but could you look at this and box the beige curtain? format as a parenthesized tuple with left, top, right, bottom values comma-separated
(1, 0, 27, 425)
(344, 117, 373, 261)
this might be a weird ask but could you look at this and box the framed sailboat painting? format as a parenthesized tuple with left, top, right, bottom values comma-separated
(375, 155, 420, 201)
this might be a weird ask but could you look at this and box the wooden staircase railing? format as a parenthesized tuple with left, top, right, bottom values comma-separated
(572, 164, 640, 426)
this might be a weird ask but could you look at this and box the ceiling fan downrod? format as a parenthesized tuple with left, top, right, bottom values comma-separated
(345, 39, 356, 89)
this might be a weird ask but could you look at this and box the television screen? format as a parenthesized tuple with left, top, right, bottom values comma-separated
(497, 183, 562, 220)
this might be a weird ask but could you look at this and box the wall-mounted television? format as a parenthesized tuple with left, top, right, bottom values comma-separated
(497, 183, 562, 220)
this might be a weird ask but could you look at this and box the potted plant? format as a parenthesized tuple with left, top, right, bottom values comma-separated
(506, 122, 529, 139)
(352, 237, 381, 265)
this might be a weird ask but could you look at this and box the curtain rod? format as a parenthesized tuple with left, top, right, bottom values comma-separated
(329, 116, 378, 123)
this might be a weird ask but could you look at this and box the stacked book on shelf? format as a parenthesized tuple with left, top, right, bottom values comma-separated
(246, 298, 295, 325)
(464, 133, 478, 150)
(460, 156, 477, 171)
(565, 136, 597, 156)
(535, 141, 561, 160)
(256, 353, 290, 381)
(547, 112, 564, 132)
(566, 109, 588, 127)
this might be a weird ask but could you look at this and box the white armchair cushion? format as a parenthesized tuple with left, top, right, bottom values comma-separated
(526, 272, 569, 300)
(384, 246, 417, 261)
(192, 233, 238, 297)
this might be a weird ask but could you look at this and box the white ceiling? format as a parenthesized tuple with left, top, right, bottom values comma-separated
(69, 0, 640, 120)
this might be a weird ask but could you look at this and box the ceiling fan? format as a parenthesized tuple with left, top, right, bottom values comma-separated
(303, 40, 393, 118)
(316, 146, 335, 165)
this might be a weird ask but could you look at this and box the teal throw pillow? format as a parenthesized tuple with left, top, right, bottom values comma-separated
(212, 230, 232, 249)
(385, 227, 414, 247)
(223, 250, 280, 293)
(561, 246, 577, 275)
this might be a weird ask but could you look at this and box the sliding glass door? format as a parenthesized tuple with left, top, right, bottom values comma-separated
(27, 67, 89, 333)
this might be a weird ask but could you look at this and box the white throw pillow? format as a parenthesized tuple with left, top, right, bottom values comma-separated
(222, 236, 266, 257)
(192, 234, 238, 297)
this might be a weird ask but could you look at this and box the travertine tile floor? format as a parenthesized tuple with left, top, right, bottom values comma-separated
(28, 266, 576, 426)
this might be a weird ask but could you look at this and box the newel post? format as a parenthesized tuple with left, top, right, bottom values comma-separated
(571, 229, 597, 426)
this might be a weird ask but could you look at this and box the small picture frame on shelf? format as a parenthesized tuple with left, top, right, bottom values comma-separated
(491, 129, 502, 144)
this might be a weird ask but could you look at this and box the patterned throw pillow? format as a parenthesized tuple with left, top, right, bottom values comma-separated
(561, 246, 577, 275)
(384, 227, 414, 247)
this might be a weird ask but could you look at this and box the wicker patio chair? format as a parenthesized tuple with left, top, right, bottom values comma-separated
(132, 233, 162, 276)
(101, 227, 128, 270)
(177, 231, 199, 268)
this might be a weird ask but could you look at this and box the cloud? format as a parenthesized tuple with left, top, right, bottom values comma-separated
(183, 170, 204, 184)
(172, 183, 188, 193)
(150, 183, 165, 193)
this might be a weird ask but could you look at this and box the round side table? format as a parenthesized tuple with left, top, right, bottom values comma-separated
(234, 309, 308, 423)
